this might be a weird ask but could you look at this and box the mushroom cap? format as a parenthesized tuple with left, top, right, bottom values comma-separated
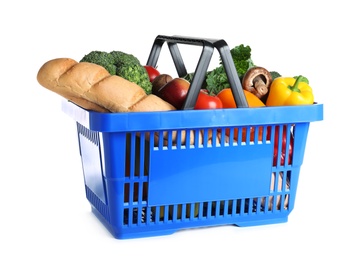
(242, 66, 273, 99)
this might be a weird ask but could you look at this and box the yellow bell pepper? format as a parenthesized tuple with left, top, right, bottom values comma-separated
(266, 75, 314, 106)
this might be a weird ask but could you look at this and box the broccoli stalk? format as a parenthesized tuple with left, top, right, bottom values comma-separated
(80, 50, 152, 94)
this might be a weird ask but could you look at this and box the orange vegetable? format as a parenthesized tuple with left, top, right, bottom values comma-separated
(217, 88, 266, 108)
(217, 88, 265, 142)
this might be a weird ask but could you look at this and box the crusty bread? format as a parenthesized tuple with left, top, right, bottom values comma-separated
(37, 58, 77, 96)
(129, 94, 175, 112)
(37, 58, 110, 112)
(86, 75, 147, 112)
(37, 57, 175, 113)
(57, 61, 111, 96)
(63, 96, 110, 112)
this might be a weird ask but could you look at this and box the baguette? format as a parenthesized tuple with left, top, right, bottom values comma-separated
(37, 58, 110, 112)
(129, 94, 175, 112)
(37, 58, 176, 113)
(85, 73, 148, 112)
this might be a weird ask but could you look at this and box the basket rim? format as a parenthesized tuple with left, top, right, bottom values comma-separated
(61, 99, 323, 132)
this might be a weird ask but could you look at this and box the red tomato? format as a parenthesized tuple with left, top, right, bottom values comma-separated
(144, 65, 160, 82)
(194, 91, 223, 110)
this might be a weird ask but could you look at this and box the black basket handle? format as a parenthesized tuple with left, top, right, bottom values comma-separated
(146, 35, 248, 109)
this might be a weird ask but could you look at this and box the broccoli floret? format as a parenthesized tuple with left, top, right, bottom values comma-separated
(80, 51, 117, 75)
(80, 50, 152, 94)
(110, 50, 141, 66)
(223, 44, 255, 79)
(110, 51, 152, 94)
(270, 71, 282, 80)
(230, 44, 254, 65)
(205, 66, 230, 95)
(116, 63, 152, 94)
(205, 44, 254, 95)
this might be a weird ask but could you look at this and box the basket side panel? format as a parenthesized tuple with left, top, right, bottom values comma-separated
(77, 123, 107, 204)
(148, 141, 273, 206)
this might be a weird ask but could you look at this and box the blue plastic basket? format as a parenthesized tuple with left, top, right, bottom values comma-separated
(61, 35, 323, 239)
(62, 100, 323, 239)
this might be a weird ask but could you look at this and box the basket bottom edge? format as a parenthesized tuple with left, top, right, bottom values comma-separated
(90, 206, 289, 239)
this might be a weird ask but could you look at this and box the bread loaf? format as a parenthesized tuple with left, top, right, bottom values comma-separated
(129, 94, 175, 112)
(86, 74, 147, 112)
(37, 58, 176, 113)
(37, 58, 110, 112)
(57, 61, 111, 96)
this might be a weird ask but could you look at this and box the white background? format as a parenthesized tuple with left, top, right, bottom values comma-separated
(1, 0, 356, 259)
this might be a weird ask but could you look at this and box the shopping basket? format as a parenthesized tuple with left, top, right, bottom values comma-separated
(61, 35, 324, 239)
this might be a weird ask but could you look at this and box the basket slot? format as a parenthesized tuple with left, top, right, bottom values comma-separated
(122, 132, 151, 226)
(270, 124, 295, 167)
(258, 170, 291, 211)
(122, 193, 292, 226)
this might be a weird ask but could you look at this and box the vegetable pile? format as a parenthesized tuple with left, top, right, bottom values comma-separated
(145, 44, 314, 110)
(80, 43, 314, 111)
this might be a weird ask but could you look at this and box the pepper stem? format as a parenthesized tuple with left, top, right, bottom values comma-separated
(288, 75, 303, 93)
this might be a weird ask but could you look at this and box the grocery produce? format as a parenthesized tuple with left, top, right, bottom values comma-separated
(36, 58, 110, 112)
(37, 43, 315, 115)
(217, 88, 265, 108)
(266, 75, 314, 106)
(241, 66, 273, 102)
(216, 88, 265, 142)
(270, 71, 282, 80)
(151, 74, 173, 95)
(155, 77, 190, 109)
(205, 44, 255, 95)
(80, 50, 152, 94)
(194, 91, 223, 110)
(144, 65, 160, 82)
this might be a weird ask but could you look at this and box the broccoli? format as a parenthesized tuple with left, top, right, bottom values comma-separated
(205, 66, 230, 95)
(270, 71, 282, 81)
(110, 50, 141, 66)
(229, 44, 255, 77)
(116, 62, 152, 94)
(205, 44, 255, 95)
(80, 51, 117, 75)
(80, 50, 152, 94)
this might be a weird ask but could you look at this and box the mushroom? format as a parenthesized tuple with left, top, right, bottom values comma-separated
(242, 66, 273, 101)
